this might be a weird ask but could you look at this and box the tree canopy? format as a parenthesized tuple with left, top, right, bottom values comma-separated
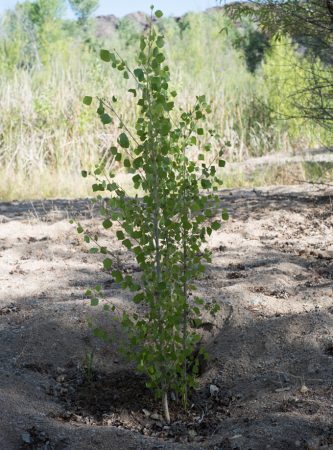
(225, 0, 333, 126)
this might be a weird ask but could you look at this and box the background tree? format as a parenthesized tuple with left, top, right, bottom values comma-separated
(68, 0, 99, 24)
(0, 0, 65, 69)
(224, 0, 333, 127)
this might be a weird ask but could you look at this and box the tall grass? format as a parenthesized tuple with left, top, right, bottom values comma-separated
(0, 9, 329, 200)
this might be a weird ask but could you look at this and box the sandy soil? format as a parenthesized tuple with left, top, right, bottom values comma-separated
(0, 184, 332, 450)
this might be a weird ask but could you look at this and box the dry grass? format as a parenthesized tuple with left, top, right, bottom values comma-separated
(0, 11, 328, 200)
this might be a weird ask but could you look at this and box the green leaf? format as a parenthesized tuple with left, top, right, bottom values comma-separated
(192, 306, 200, 315)
(102, 219, 112, 229)
(219, 159, 226, 167)
(116, 230, 125, 240)
(128, 88, 137, 97)
(122, 239, 132, 249)
(194, 298, 204, 305)
(112, 270, 123, 283)
(83, 96, 92, 105)
(100, 49, 111, 62)
(123, 71, 129, 79)
(81, 170, 87, 178)
(91, 297, 99, 306)
(97, 104, 104, 115)
(107, 182, 117, 191)
(197, 128, 204, 135)
(222, 209, 229, 221)
(101, 113, 112, 125)
(155, 9, 163, 18)
(132, 174, 141, 184)
(99, 49, 111, 62)
(93, 327, 108, 340)
(211, 221, 221, 230)
(84, 235, 90, 243)
(165, 101, 174, 111)
(201, 179, 211, 189)
(155, 53, 165, 64)
(118, 132, 130, 148)
(124, 158, 131, 168)
(156, 36, 164, 48)
(133, 157, 143, 169)
(133, 292, 144, 304)
(77, 225, 84, 234)
(134, 68, 144, 82)
(103, 258, 112, 270)
(92, 183, 105, 192)
(89, 247, 99, 254)
(136, 252, 145, 264)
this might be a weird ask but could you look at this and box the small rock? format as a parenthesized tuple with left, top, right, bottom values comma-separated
(210, 384, 219, 396)
(230, 434, 243, 440)
(142, 409, 151, 417)
(188, 429, 197, 439)
(56, 374, 66, 383)
(300, 384, 309, 394)
(275, 386, 290, 393)
(150, 412, 163, 421)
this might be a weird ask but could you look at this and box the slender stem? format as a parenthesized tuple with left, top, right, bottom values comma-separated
(181, 144, 189, 408)
(162, 392, 171, 424)
(145, 15, 168, 419)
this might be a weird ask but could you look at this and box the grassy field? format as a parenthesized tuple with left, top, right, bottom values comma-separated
(0, 7, 331, 200)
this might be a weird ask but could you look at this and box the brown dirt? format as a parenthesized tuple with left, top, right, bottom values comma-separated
(0, 184, 333, 450)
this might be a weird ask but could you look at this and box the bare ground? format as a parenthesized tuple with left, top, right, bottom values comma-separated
(0, 184, 332, 450)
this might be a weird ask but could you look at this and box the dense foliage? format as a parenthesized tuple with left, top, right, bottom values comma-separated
(225, 0, 333, 127)
(77, 8, 228, 420)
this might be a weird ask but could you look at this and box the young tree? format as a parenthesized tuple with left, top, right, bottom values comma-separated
(68, 0, 99, 23)
(224, 0, 333, 127)
(78, 8, 228, 422)
(0, 0, 66, 69)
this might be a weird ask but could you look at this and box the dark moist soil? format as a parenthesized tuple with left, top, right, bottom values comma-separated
(51, 367, 235, 444)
